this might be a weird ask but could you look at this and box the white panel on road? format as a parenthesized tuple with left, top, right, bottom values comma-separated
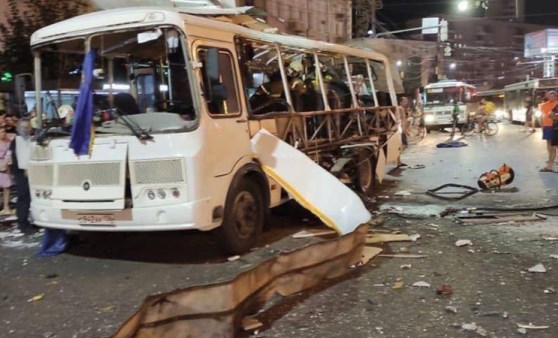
(376, 148, 386, 184)
(251, 129, 371, 235)
(386, 130, 402, 164)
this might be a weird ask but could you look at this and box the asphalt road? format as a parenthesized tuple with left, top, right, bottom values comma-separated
(1, 122, 558, 338)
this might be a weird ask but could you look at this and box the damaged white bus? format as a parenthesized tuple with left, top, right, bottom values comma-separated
(27, 5, 401, 253)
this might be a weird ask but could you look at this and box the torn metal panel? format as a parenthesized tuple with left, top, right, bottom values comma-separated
(376, 148, 386, 184)
(251, 129, 371, 235)
(386, 131, 402, 164)
(112, 224, 368, 338)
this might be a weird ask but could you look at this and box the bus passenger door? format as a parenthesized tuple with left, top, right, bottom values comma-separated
(194, 42, 252, 178)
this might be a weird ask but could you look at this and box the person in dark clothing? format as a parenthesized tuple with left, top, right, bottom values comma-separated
(10, 119, 36, 234)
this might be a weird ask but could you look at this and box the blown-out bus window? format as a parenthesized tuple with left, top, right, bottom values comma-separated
(198, 48, 240, 116)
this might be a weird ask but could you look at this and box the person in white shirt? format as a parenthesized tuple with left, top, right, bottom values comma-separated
(10, 119, 35, 234)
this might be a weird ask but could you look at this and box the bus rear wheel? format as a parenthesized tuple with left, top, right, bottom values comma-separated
(215, 178, 264, 255)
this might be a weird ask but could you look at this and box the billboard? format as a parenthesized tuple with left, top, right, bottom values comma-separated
(525, 29, 558, 57)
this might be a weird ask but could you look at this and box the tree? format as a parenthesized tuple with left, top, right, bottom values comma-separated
(0, 0, 89, 76)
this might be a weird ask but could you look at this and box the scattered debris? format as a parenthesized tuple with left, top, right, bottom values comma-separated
(461, 322, 477, 331)
(458, 322, 488, 336)
(399, 247, 410, 253)
(400, 264, 412, 270)
(516, 323, 550, 330)
(502, 312, 509, 319)
(1, 240, 40, 249)
(436, 284, 453, 295)
(428, 223, 439, 228)
(242, 317, 263, 331)
(409, 234, 421, 242)
(379, 254, 428, 259)
(475, 326, 488, 337)
(28, 294, 45, 302)
(543, 237, 558, 241)
(455, 239, 473, 247)
(445, 306, 458, 314)
(550, 254, 558, 259)
(528, 263, 547, 273)
(392, 281, 405, 289)
(544, 287, 555, 294)
(517, 327, 527, 335)
(227, 255, 240, 262)
(360, 247, 383, 265)
(394, 190, 412, 197)
(368, 217, 385, 227)
(292, 229, 337, 239)
(412, 281, 431, 288)
(365, 233, 412, 244)
(98, 305, 115, 313)
(458, 214, 544, 225)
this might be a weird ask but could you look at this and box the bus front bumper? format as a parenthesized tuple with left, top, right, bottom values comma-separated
(30, 198, 216, 232)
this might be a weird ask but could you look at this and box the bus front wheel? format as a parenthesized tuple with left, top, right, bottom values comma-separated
(215, 177, 264, 255)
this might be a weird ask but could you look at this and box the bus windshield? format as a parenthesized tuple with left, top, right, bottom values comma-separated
(425, 86, 469, 106)
(35, 27, 197, 135)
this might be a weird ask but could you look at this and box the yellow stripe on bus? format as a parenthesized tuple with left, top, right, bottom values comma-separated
(260, 164, 341, 234)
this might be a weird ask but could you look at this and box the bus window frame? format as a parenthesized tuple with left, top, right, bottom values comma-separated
(196, 45, 242, 118)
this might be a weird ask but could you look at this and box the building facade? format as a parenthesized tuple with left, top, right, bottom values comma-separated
(243, 0, 352, 43)
(443, 17, 547, 89)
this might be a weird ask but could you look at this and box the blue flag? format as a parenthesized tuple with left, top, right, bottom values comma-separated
(69, 49, 96, 155)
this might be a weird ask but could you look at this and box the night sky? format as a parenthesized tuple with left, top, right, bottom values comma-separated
(379, 0, 558, 31)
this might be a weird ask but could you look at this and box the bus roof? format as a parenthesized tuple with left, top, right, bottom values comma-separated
(30, 7, 390, 63)
(504, 78, 558, 91)
(424, 80, 475, 89)
(477, 89, 505, 97)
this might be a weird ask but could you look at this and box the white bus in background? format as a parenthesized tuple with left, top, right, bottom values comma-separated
(504, 78, 558, 123)
(27, 5, 400, 254)
(422, 80, 476, 131)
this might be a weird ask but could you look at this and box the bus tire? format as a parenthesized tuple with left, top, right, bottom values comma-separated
(215, 177, 264, 255)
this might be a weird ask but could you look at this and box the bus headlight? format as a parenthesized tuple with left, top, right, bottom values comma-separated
(535, 109, 542, 118)
(424, 114, 435, 123)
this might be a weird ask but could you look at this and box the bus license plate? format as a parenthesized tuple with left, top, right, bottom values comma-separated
(78, 214, 116, 225)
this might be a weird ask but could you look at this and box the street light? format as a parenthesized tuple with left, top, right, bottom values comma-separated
(449, 63, 457, 70)
(396, 60, 403, 67)
(457, 0, 470, 12)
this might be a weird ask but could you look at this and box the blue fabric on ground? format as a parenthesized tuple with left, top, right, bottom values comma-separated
(37, 229, 69, 257)
(436, 141, 468, 148)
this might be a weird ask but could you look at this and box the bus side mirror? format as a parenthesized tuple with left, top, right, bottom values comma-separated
(205, 48, 228, 102)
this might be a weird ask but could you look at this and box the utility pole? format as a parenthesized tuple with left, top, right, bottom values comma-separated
(371, 0, 376, 37)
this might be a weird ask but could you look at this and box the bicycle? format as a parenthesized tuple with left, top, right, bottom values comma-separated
(461, 115, 498, 136)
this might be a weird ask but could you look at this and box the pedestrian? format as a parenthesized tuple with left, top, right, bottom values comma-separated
(4, 114, 17, 134)
(10, 118, 36, 234)
(523, 96, 535, 133)
(0, 125, 14, 215)
(538, 91, 558, 172)
(397, 96, 409, 168)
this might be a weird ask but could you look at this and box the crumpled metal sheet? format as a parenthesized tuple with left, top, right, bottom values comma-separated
(112, 224, 368, 338)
